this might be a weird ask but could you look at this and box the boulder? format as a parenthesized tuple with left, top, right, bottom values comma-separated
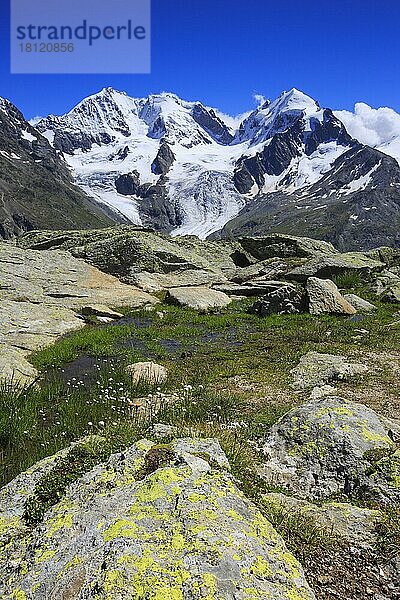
(306, 277, 357, 315)
(126, 361, 168, 385)
(291, 351, 369, 389)
(262, 493, 381, 549)
(287, 252, 385, 282)
(381, 283, 400, 303)
(249, 283, 305, 316)
(342, 294, 377, 313)
(166, 286, 232, 311)
(259, 396, 398, 502)
(0, 438, 315, 600)
(367, 246, 400, 268)
(239, 234, 337, 261)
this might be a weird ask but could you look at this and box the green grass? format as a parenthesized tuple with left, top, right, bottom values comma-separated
(332, 270, 363, 290)
(1, 295, 400, 487)
(261, 497, 339, 558)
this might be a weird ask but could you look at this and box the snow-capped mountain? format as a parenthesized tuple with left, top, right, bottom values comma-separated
(13, 86, 397, 249)
(34, 87, 360, 239)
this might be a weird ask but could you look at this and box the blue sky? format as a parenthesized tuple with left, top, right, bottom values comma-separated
(1, 0, 400, 119)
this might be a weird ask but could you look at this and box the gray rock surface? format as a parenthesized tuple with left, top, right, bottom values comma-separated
(239, 234, 337, 261)
(307, 277, 357, 315)
(0, 438, 315, 600)
(342, 294, 377, 312)
(131, 269, 228, 293)
(288, 252, 384, 282)
(249, 283, 305, 316)
(291, 351, 369, 390)
(17, 227, 242, 284)
(259, 396, 398, 502)
(126, 361, 168, 385)
(0, 242, 156, 383)
(263, 493, 381, 548)
(166, 286, 232, 311)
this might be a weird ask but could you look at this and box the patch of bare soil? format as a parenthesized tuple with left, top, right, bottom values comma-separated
(304, 544, 400, 600)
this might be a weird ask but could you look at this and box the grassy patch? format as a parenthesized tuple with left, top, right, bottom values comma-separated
(375, 506, 400, 560)
(1, 296, 399, 486)
(261, 497, 339, 558)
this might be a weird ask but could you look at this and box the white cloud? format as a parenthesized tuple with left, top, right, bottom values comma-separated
(335, 103, 400, 148)
(334, 103, 400, 164)
(253, 93, 267, 107)
(214, 109, 251, 130)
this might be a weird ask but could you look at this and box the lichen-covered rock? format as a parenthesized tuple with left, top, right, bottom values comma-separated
(306, 277, 357, 315)
(17, 226, 242, 283)
(342, 294, 377, 313)
(0, 438, 315, 600)
(249, 283, 305, 316)
(263, 493, 381, 549)
(238, 234, 337, 261)
(291, 352, 369, 389)
(259, 396, 398, 502)
(287, 252, 385, 282)
(131, 270, 228, 293)
(166, 286, 232, 311)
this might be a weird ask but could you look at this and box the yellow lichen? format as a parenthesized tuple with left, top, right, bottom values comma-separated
(250, 555, 272, 578)
(103, 519, 138, 541)
(104, 569, 125, 592)
(46, 513, 73, 538)
(35, 549, 57, 564)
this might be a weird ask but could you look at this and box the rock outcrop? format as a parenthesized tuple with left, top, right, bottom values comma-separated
(0, 242, 156, 383)
(166, 286, 232, 311)
(249, 283, 305, 316)
(0, 437, 315, 600)
(290, 352, 369, 390)
(259, 396, 399, 502)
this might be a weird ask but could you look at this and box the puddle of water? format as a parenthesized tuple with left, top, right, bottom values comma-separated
(159, 339, 182, 353)
(49, 356, 118, 385)
(348, 315, 367, 323)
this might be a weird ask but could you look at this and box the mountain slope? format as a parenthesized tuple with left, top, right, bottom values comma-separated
(216, 144, 400, 251)
(0, 98, 122, 238)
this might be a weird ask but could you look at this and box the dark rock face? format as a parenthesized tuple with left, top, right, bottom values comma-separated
(151, 142, 176, 176)
(234, 122, 304, 193)
(233, 108, 355, 195)
(305, 109, 356, 155)
(0, 99, 118, 238)
(137, 182, 183, 232)
(191, 103, 234, 145)
(249, 283, 305, 315)
(219, 145, 400, 251)
(115, 171, 141, 195)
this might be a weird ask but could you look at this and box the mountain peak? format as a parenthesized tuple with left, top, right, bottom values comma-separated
(274, 88, 319, 112)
